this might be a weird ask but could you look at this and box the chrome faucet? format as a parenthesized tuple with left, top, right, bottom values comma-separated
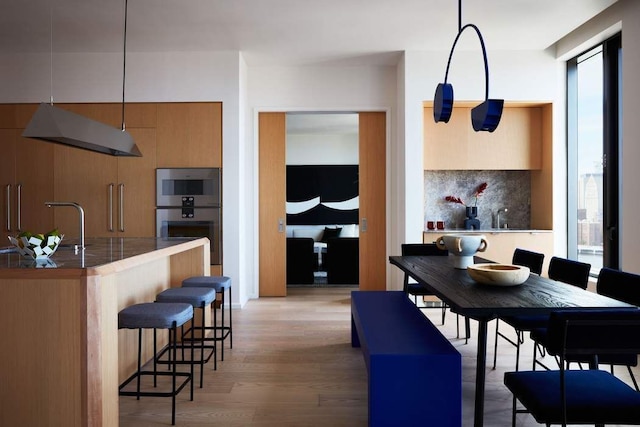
(45, 201, 85, 251)
(496, 208, 509, 229)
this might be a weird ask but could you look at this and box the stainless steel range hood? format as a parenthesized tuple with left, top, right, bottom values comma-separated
(22, 103, 142, 157)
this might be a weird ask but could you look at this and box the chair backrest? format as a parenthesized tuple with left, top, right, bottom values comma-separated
(512, 248, 545, 275)
(597, 267, 640, 306)
(548, 256, 591, 289)
(401, 243, 448, 256)
(545, 309, 640, 359)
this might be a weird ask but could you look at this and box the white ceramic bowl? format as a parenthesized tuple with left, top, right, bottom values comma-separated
(467, 263, 530, 286)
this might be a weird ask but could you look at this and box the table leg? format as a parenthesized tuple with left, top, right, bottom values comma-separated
(474, 318, 488, 427)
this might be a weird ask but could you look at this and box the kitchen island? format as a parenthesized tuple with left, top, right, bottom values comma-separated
(0, 237, 210, 427)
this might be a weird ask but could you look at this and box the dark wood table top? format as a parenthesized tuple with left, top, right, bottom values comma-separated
(389, 255, 636, 318)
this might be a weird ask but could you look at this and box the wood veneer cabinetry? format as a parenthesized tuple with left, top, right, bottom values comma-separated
(52, 103, 157, 238)
(0, 105, 54, 242)
(423, 103, 547, 170)
(1, 102, 222, 256)
(157, 103, 222, 167)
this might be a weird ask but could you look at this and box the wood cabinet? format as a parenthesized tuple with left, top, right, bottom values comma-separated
(157, 103, 222, 167)
(0, 106, 55, 243)
(52, 104, 157, 239)
(2, 102, 222, 259)
(424, 230, 554, 276)
(423, 103, 546, 170)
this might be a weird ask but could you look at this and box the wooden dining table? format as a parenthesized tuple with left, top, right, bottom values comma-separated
(389, 254, 636, 427)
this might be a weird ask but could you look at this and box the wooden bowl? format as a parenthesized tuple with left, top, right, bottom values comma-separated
(467, 263, 530, 286)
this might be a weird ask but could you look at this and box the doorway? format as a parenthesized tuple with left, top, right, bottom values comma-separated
(258, 111, 386, 296)
(285, 113, 359, 287)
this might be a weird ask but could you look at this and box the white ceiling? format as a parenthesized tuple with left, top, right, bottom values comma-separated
(0, 0, 617, 66)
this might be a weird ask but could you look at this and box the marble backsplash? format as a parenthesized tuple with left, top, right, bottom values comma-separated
(424, 170, 531, 230)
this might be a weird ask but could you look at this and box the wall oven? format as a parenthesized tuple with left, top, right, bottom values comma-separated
(156, 168, 221, 208)
(156, 168, 222, 265)
(156, 207, 221, 264)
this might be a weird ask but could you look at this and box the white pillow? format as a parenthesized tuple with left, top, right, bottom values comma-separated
(340, 224, 357, 237)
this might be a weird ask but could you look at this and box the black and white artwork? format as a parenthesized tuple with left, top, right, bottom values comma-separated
(286, 165, 359, 225)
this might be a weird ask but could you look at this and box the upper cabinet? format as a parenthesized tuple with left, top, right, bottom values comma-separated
(423, 103, 550, 170)
(157, 103, 222, 167)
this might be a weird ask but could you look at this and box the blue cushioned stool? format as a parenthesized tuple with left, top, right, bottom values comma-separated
(155, 287, 216, 387)
(182, 276, 233, 366)
(118, 302, 194, 426)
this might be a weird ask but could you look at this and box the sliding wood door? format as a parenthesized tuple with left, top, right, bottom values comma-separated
(258, 113, 287, 296)
(358, 112, 387, 290)
(258, 111, 387, 295)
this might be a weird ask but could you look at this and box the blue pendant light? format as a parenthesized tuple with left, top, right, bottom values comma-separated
(433, 0, 503, 132)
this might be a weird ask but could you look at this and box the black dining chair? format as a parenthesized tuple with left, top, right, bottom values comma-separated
(505, 309, 640, 427)
(401, 243, 449, 324)
(530, 267, 640, 389)
(492, 248, 545, 370)
(528, 257, 591, 371)
(548, 256, 592, 289)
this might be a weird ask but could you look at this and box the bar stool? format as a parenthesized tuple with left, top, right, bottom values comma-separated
(118, 302, 194, 425)
(155, 287, 217, 387)
(182, 276, 233, 365)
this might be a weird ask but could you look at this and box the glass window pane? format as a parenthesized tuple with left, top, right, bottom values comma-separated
(576, 47, 603, 274)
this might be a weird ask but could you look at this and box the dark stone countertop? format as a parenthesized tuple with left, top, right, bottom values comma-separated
(0, 237, 204, 269)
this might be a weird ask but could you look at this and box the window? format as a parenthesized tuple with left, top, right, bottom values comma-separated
(567, 34, 621, 275)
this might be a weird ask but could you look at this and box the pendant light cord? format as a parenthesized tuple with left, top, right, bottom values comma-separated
(121, 0, 128, 131)
(442, 0, 490, 101)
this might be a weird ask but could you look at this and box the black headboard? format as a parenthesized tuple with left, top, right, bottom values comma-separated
(286, 165, 359, 225)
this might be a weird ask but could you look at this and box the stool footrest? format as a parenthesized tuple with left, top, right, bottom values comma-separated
(119, 370, 191, 398)
(155, 343, 215, 366)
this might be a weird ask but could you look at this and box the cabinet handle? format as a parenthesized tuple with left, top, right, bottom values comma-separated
(108, 183, 114, 232)
(16, 184, 22, 232)
(5, 184, 10, 232)
(118, 184, 125, 232)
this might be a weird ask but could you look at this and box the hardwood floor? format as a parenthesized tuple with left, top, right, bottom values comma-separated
(120, 288, 639, 426)
(119, 287, 368, 426)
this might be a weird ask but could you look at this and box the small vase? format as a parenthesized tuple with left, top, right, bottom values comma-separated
(465, 206, 478, 219)
(464, 206, 480, 230)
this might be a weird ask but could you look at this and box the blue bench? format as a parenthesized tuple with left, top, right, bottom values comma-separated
(351, 291, 461, 427)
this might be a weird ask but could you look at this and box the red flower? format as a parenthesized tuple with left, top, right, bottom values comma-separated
(445, 196, 465, 205)
(445, 182, 488, 207)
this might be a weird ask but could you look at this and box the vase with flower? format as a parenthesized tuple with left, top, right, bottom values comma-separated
(445, 182, 487, 230)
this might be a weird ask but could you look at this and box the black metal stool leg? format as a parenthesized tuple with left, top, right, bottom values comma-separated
(220, 289, 225, 361)
(229, 286, 233, 349)
(171, 324, 177, 425)
(137, 328, 142, 399)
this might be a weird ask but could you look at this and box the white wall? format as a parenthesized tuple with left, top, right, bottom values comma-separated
(287, 133, 358, 165)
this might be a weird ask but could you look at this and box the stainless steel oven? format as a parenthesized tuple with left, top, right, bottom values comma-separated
(156, 168, 221, 207)
(156, 207, 221, 264)
(156, 167, 222, 265)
